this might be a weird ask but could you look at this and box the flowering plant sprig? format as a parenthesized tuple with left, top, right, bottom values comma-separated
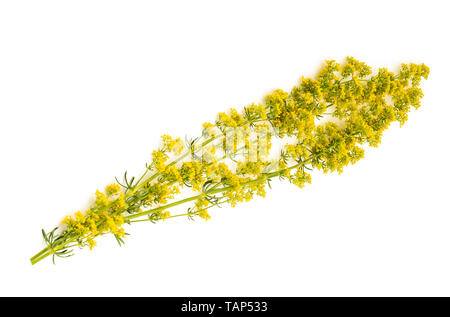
(30, 57, 429, 265)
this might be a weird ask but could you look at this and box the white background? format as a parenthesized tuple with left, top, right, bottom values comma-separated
(0, 0, 449, 296)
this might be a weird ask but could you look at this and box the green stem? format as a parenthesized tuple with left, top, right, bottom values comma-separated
(129, 135, 218, 194)
(30, 247, 50, 264)
(129, 199, 230, 223)
(128, 117, 268, 196)
(123, 160, 303, 222)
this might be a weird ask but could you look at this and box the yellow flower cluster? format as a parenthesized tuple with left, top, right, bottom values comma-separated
(263, 57, 430, 178)
(245, 103, 267, 120)
(236, 161, 267, 177)
(152, 150, 169, 171)
(61, 184, 127, 250)
(161, 134, 183, 155)
(143, 182, 179, 206)
(218, 112, 238, 128)
(195, 198, 211, 220)
(180, 161, 205, 191)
